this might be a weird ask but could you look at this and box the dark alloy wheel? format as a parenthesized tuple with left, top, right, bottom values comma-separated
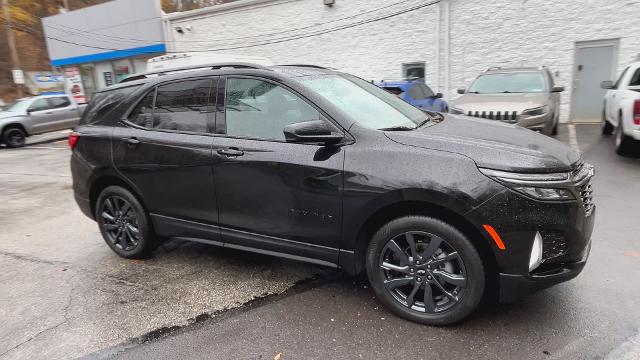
(2, 127, 26, 148)
(96, 186, 156, 258)
(366, 216, 485, 325)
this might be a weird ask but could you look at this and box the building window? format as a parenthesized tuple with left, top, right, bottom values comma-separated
(403, 62, 426, 81)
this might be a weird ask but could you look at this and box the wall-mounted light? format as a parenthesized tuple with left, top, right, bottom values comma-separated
(175, 26, 184, 34)
(324, 0, 335, 7)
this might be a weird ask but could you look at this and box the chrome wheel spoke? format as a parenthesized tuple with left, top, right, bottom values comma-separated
(421, 236, 442, 259)
(423, 283, 435, 312)
(380, 262, 410, 274)
(102, 212, 115, 222)
(384, 277, 413, 290)
(433, 270, 466, 287)
(386, 239, 409, 265)
(405, 281, 421, 308)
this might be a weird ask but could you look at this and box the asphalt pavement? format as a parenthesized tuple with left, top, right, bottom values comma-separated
(1, 124, 639, 360)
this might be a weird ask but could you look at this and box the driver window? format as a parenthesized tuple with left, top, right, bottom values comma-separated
(225, 78, 320, 140)
(29, 99, 50, 112)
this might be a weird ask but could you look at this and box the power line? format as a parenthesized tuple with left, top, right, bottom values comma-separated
(43, 0, 419, 46)
(45, 0, 440, 56)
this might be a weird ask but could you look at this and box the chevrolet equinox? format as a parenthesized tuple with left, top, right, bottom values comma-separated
(70, 64, 595, 325)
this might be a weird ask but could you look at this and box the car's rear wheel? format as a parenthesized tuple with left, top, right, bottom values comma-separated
(366, 216, 485, 326)
(96, 186, 156, 258)
(615, 120, 638, 157)
(602, 110, 614, 135)
(2, 126, 26, 148)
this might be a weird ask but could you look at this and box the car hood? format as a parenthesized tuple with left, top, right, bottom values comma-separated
(385, 114, 581, 173)
(0, 111, 24, 121)
(451, 93, 548, 113)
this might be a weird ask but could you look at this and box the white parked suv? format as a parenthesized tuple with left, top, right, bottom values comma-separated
(601, 61, 640, 156)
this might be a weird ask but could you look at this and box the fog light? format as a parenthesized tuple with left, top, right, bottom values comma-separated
(529, 231, 543, 272)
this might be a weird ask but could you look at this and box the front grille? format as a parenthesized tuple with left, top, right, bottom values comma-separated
(540, 230, 569, 264)
(571, 163, 595, 216)
(579, 180, 594, 216)
(468, 110, 517, 122)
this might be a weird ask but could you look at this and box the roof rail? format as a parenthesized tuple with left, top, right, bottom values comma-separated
(120, 62, 271, 83)
(277, 64, 329, 69)
(484, 66, 502, 72)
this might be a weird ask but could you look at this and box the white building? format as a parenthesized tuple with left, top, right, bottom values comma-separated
(165, 0, 640, 123)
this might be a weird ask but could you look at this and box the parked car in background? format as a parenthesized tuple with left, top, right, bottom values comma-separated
(601, 61, 640, 156)
(70, 63, 594, 326)
(377, 79, 448, 112)
(450, 67, 564, 136)
(0, 94, 86, 148)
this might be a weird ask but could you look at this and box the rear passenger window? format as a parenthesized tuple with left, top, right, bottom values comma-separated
(225, 78, 319, 140)
(629, 69, 640, 87)
(81, 85, 140, 125)
(49, 97, 71, 108)
(29, 99, 50, 112)
(128, 90, 155, 127)
(152, 79, 212, 132)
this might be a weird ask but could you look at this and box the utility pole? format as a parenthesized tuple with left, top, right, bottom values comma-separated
(62, 0, 69, 11)
(2, 0, 23, 97)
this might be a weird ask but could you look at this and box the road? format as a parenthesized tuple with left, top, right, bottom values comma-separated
(1, 125, 639, 360)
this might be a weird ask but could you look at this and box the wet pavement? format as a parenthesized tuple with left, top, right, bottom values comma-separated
(1, 125, 639, 360)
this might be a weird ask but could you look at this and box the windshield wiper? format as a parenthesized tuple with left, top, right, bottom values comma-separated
(379, 125, 416, 131)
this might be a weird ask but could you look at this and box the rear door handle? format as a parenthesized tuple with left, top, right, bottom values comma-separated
(121, 137, 140, 147)
(217, 148, 244, 157)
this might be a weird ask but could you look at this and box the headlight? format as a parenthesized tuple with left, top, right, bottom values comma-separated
(522, 105, 548, 117)
(479, 168, 576, 201)
(449, 107, 464, 114)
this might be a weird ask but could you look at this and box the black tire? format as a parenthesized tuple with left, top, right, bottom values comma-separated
(602, 110, 614, 135)
(2, 126, 26, 148)
(615, 120, 638, 157)
(366, 216, 485, 326)
(96, 186, 156, 258)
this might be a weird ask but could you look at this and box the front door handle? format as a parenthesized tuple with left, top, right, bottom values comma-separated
(121, 137, 140, 147)
(217, 148, 244, 157)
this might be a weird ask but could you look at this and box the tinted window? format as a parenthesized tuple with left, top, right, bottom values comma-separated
(29, 99, 50, 112)
(82, 85, 140, 125)
(127, 90, 155, 127)
(408, 85, 425, 100)
(49, 97, 71, 109)
(225, 78, 319, 140)
(153, 79, 212, 132)
(629, 68, 640, 87)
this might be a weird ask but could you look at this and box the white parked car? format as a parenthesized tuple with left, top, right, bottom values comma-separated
(601, 61, 640, 156)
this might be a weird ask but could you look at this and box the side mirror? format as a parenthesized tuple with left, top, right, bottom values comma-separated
(284, 120, 343, 145)
(457, 87, 466, 94)
(26, 109, 32, 115)
(600, 80, 614, 89)
(551, 86, 565, 93)
(432, 93, 443, 99)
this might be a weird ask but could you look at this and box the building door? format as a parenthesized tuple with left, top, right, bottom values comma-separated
(570, 40, 618, 123)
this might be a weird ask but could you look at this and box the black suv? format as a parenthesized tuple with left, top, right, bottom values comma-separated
(70, 64, 595, 325)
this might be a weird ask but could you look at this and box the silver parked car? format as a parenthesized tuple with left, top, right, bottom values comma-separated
(450, 67, 564, 135)
(0, 94, 87, 148)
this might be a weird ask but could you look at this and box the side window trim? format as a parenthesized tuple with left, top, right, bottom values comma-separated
(217, 75, 343, 143)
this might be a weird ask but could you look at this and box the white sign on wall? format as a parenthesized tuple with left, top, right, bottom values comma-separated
(12, 69, 25, 84)
(64, 66, 86, 103)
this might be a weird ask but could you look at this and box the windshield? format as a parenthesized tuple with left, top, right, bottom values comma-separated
(299, 75, 428, 130)
(6, 99, 31, 112)
(468, 72, 546, 94)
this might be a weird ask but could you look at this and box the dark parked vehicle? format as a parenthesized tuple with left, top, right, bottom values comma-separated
(70, 64, 595, 325)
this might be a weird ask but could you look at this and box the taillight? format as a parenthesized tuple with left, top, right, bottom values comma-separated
(634, 100, 640, 125)
(68, 132, 79, 149)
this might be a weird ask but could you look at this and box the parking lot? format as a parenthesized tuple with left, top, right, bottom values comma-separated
(1, 124, 639, 360)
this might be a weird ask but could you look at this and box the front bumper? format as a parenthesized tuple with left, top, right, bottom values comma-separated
(499, 239, 591, 302)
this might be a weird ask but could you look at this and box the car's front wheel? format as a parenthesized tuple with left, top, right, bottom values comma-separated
(366, 216, 485, 326)
(96, 186, 156, 258)
(2, 126, 26, 148)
